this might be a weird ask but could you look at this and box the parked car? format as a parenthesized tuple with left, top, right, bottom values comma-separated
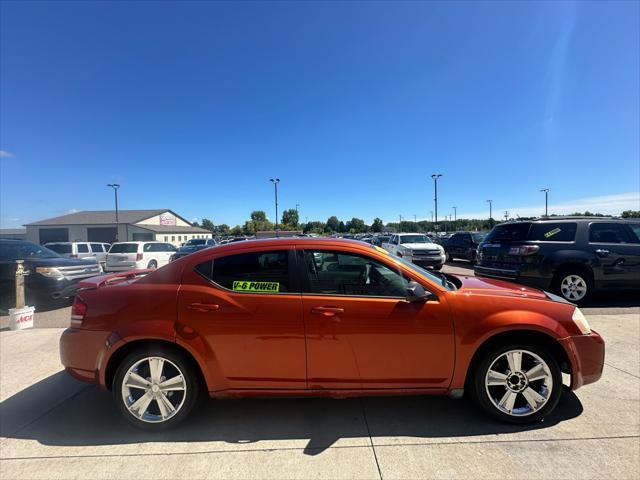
(370, 235, 391, 247)
(442, 232, 486, 263)
(381, 233, 445, 270)
(60, 237, 603, 430)
(105, 241, 177, 271)
(475, 217, 640, 303)
(0, 239, 102, 310)
(45, 242, 111, 268)
(170, 238, 218, 262)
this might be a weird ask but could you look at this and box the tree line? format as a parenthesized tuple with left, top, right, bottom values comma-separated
(192, 209, 639, 237)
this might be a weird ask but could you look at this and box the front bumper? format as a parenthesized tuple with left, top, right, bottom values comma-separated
(59, 327, 112, 386)
(407, 254, 446, 268)
(558, 330, 605, 390)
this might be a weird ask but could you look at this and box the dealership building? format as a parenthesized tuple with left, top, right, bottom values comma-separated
(25, 209, 212, 246)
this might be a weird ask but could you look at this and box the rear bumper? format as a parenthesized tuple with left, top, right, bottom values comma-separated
(558, 330, 605, 390)
(59, 327, 112, 387)
(474, 266, 551, 290)
(105, 262, 144, 272)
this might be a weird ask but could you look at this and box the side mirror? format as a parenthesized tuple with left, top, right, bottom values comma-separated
(405, 281, 434, 303)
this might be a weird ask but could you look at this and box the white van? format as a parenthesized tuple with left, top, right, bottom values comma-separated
(45, 242, 110, 268)
(105, 241, 177, 272)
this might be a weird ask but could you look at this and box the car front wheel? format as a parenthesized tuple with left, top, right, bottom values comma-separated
(113, 347, 200, 430)
(471, 345, 562, 423)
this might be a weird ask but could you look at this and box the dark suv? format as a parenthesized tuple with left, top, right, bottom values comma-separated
(442, 231, 486, 263)
(0, 239, 102, 311)
(474, 218, 640, 303)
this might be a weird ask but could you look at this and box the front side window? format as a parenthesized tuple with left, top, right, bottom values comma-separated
(303, 250, 408, 297)
(196, 250, 291, 293)
(528, 223, 577, 242)
(77, 244, 89, 253)
(90, 243, 104, 252)
(589, 223, 633, 244)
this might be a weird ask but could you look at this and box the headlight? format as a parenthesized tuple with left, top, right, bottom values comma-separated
(399, 247, 412, 256)
(35, 267, 64, 279)
(572, 307, 591, 335)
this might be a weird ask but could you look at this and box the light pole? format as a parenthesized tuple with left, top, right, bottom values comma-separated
(270, 178, 280, 233)
(540, 188, 549, 217)
(452, 206, 457, 232)
(487, 199, 493, 226)
(431, 174, 442, 232)
(107, 184, 120, 241)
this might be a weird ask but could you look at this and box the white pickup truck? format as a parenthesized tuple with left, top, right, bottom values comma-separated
(382, 233, 446, 270)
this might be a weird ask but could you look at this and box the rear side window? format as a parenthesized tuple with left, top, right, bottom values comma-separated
(109, 243, 139, 253)
(46, 244, 72, 254)
(484, 223, 531, 243)
(77, 244, 89, 253)
(589, 223, 633, 244)
(628, 223, 640, 242)
(528, 223, 577, 242)
(196, 250, 291, 293)
(90, 243, 104, 252)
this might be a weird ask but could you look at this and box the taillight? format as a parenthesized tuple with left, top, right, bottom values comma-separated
(136, 253, 143, 261)
(508, 245, 540, 256)
(71, 297, 87, 327)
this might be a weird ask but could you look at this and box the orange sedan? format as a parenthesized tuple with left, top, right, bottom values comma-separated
(60, 238, 604, 430)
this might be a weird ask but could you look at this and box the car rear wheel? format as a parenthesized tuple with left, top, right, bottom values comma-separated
(471, 345, 562, 423)
(554, 270, 592, 304)
(113, 347, 200, 430)
(147, 260, 158, 269)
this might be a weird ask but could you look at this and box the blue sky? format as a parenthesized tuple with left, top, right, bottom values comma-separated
(1, 0, 638, 228)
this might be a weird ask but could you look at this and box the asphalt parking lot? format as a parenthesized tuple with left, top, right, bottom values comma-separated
(1, 262, 638, 479)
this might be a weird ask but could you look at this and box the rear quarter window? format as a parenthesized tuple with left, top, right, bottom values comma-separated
(528, 223, 577, 242)
(109, 243, 139, 253)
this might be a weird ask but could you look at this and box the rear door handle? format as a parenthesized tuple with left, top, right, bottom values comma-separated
(311, 306, 344, 318)
(188, 302, 220, 312)
(595, 249, 610, 256)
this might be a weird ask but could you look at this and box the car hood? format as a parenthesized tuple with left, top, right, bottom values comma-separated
(455, 275, 548, 300)
(400, 242, 442, 250)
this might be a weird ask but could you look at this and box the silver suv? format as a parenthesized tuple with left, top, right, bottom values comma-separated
(45, 242, 110, 268)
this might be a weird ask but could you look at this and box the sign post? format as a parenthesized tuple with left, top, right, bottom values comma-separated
(9, 260, 34, 330)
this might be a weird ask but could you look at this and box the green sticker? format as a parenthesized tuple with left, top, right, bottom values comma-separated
(232, 280, 280, 292)
(544, 227, 562, 238)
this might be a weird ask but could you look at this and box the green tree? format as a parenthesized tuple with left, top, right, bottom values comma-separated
(215, 224, 230, 235)
(281, 209, 299, 227)
(621, 210, 640, 218)
(326, 216, 340, 232)
(371, 217, 384, 232)
(251, 210, 267, 222)
(201, 218, 215, 232)
(191, 220, 201, 228)
(230, 225, 243, 236)
(346, 217, 366, 233)
(303, 221, 326, 234)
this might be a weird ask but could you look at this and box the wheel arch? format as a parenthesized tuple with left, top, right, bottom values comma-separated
(463, 329, 572, 391)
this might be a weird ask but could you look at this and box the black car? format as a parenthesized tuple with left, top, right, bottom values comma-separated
(0, 239, 102, 311)
(442, 231, 486, 263)
(170, 238, 217, 261)
(474, 218, 640, 303)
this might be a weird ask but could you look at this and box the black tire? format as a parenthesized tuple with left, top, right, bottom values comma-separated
(446, 251, 453, 262)
(470, 343, 562, 424)
(113, 346, 201, 431)
(553, 268, 593, 305)
(147, 260, 158, 269)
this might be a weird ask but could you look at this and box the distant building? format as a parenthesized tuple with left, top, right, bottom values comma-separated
(0, 228, 27, 240)
(25, 209, 212, 246)
(255, 230, 303, 239)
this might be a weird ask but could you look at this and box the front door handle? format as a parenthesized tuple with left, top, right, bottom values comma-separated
(595, 249, 610, 257)
(188, 302, 220, 312)
(311, 306, 344, 318)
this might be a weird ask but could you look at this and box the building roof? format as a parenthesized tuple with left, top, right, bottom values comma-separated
(26, 210, 171, 226)
(0, 228, 27, 234)
(137, 224, 212, 234)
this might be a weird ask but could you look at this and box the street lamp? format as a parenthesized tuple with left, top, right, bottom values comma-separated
(540, 188, 549, 217)
(107, 184, 120, 241)
(452, 206, 457, 232)
(431, 174, 442, 232)
(270, 178, 280, 233)
(487, 199, 493, 226)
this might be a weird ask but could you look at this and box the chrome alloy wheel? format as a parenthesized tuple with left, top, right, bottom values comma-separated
(121, 356, 187, 423)
(560, 274, 587, 301)
(484, 349, 553, 417)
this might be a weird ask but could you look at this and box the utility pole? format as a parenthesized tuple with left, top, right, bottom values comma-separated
(452, 206, 457, 232)
(431, 174, 442, 232)
(504, 210, 510, 221)
(540, 188, 549, 217)
(107, 184, 120, 241)
(270, 178, 280, 234)
(487, 199, 493, 227)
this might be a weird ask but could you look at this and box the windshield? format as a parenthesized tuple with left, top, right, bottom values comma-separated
(484, 223, 531, 243)
(472, 233, 486, 243)
(109, 243, 139, 253)
(399, 235, 431, 244)
(0, 241, 61, 260)
(46, 243, 72, 254)
(186, 239, 206, 246)
(389, 251, 456, 291)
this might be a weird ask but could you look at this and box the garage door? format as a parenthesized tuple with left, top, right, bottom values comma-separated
(39, 228, 69, 244)
(87, 227, 118, 243)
